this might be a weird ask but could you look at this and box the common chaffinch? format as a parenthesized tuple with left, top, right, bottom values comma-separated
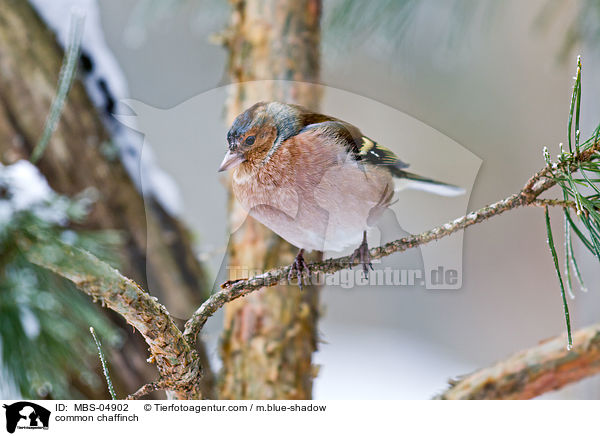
(219, 101, 463, 284)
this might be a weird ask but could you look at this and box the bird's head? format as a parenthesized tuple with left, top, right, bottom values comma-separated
(219, 101, 302, 172)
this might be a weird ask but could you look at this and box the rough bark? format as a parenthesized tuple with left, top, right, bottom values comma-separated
(0, 0, 210, 397)
(21, 235, 202, 400)
(218, 0, 322, 399)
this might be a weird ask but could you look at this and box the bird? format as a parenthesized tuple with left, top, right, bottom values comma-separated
(219, 101, 464, 286)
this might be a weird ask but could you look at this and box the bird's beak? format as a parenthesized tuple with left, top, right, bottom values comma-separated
(218, 150, 246, 172)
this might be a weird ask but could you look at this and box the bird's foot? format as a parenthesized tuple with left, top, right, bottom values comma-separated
(288, 249, 311, 290)
(350, 231, 373, 278)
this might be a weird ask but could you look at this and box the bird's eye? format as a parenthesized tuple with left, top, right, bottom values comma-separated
(245, 136, 256, 146)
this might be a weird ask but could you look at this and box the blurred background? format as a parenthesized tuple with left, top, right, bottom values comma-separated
(1, 0, 600, 400)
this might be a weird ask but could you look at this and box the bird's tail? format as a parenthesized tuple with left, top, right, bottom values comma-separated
(393, 170, 465, 197)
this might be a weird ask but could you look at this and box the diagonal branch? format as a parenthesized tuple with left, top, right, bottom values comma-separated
(19, 235, 203, 400)
(183, 142, 600, 343)
(183, 190, 531, 341)
(434, 322, 600, 399)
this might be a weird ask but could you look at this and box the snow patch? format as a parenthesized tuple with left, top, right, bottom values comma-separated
(28, 0, 183, 216)
(19, 306, 41, 340)
(0, 160, 69, 226)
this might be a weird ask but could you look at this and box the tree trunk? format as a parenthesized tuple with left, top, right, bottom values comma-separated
(219, 0, 322, 399)
(0, 0, 210, 398)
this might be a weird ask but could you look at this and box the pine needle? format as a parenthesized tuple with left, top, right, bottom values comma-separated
(90, 327, 116, 400)
(30, 11, 85, 164)
(545, 206, 573, 350)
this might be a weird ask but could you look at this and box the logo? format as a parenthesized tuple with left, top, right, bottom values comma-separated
(2, 402, 50, 433)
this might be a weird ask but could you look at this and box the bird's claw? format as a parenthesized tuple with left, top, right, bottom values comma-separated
(350, 232, 373, 278)
(288, 249, 311, 290)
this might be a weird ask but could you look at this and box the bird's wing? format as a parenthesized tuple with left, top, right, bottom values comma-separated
(291, 114, 464, 196)
(295, 119, 410, 174)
